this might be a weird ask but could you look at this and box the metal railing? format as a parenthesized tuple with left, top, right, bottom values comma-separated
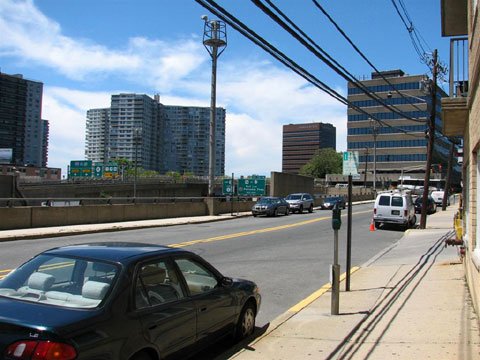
(0, 196, 256, 208)
(449, 37, 469, 97)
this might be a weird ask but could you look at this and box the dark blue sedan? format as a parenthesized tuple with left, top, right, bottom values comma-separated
(0, 243, 261, 360)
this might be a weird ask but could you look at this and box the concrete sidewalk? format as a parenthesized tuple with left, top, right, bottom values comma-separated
(0, 212, 252, 241)
(229, 206, 480, 359)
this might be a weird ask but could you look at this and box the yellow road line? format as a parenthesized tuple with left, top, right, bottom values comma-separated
(0, 209, 372, 278)
(288, 266, 360, 313)
(170, 209, 372, 248)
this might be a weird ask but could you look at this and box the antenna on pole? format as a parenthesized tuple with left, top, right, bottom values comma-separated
(202, 16, 227, 199)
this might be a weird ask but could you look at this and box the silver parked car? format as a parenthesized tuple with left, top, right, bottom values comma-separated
(285, 193, 314, 213)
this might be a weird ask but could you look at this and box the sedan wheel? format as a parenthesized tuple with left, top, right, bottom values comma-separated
(235, 302, 256, 340)
(299, 205, 303, 213)
(130, 351, 152, 360)
(308, 204, 313, 213)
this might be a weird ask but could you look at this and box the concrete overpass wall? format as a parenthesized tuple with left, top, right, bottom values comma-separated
(0, 199, 258, 230)
(270, 172, 314, 197)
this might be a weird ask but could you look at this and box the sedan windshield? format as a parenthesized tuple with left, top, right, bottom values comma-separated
(286, 195, 301, 200)
(258, 198, 276, 204)
(0, 254, 118, 308)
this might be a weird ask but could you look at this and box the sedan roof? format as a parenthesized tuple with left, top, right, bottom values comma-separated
(43, 242, 189, 263)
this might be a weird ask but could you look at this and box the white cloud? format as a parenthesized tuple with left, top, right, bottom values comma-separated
(42, 87, 113, 175)
(0, 0, 206, 86)
(1, 0, 348, 178)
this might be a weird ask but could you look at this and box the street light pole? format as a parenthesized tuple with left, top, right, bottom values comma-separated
(202, 17, 227, 197)
(133, 128, 140, 199)
(420, 49, 439, 229)
(370, 119, 378, 195)
(364, 147, 369, 188)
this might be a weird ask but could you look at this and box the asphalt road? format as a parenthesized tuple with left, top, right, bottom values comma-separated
(0, 203, 404, 327)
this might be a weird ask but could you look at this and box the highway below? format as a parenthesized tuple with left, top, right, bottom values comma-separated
(0, 203, 404, 327)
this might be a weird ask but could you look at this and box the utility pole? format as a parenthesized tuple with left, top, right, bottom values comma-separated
(420, 49, 438, 229)
(364, 147, 369, 188)
(202, 16, 227, 197)
(346, 175, 352, 291)
(133, 128, 141, 199)
(370, 119, 378, 195)
(442, 141, 455, 211)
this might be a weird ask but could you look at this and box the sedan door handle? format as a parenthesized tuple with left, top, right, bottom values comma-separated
(198, 307, 207, 313)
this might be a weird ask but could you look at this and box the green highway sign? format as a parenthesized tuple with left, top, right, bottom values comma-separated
(222, 179, 234, 195)
(103, 163, 119, 178)
(238, 176, 266, 196)
(69, 160, 93, 178)
(94, 163, 103, 178)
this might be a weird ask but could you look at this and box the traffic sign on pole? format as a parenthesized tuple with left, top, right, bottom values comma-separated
(238, 176, 266, 196)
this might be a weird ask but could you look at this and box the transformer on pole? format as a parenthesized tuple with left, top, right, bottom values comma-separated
(202, 16, 227, 197)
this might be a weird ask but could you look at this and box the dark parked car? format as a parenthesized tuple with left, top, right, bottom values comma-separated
(252, 197, 289, 217)
(414, 195, 437, 214)
(0, 243, 261, 360)
(285, 193, 314, 213)
(320, 196, 346, 210)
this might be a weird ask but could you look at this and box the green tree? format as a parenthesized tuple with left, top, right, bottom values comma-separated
(300, 148, 343, 178)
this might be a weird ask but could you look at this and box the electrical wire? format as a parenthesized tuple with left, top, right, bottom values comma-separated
(195, 0, 427, 139)
(309, 0, 426, 114)
(391, 0, 432, 67)
(253, 0, 425, 123)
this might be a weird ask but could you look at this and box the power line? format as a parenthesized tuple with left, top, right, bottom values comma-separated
(194, 0, 426, 139)
(309, 0, 426, 114)
(390, 0, 432, 67)
(252, 0, 426, 123)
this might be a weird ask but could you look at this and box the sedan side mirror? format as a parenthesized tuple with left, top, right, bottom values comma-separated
(221, 277, 233, 287)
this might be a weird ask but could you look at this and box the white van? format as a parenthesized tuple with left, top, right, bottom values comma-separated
(373, 191, 416, 230)
(430, 190, 450, 206)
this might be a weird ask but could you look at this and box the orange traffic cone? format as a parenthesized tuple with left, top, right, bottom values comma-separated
(369, 219, 375, 232)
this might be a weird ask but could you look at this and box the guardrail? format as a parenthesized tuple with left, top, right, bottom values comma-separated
(0, 196, 209, 207)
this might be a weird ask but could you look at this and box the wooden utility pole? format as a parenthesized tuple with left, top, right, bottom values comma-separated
(420, 49, 438, 229)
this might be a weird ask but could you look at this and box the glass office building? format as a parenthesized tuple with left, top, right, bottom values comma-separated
(347, 70, 453, 182)
(282, 122, 336, 174)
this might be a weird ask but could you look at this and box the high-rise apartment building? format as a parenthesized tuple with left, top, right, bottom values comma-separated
(347, 70, 452, 179)
(41, 119, 50, 167)
(85, 108, 110, 163)
(162, 105, 225, 176)
(85, 94, 226, 176)
(0, 72, 49, 167)
(282, 122, 336, 174)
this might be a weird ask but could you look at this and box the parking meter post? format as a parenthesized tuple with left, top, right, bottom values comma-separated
(346, 175, 352, 291)
(331, 262, 340, 315)
(231, 173, 234, 216)
(331, 204, 341, 315)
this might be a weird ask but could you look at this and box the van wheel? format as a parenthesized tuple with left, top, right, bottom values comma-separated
(374, 222, 380, 229)
(411, 215, 417, 227)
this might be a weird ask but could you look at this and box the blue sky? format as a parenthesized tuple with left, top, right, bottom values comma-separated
(0, 0, 450, 177)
